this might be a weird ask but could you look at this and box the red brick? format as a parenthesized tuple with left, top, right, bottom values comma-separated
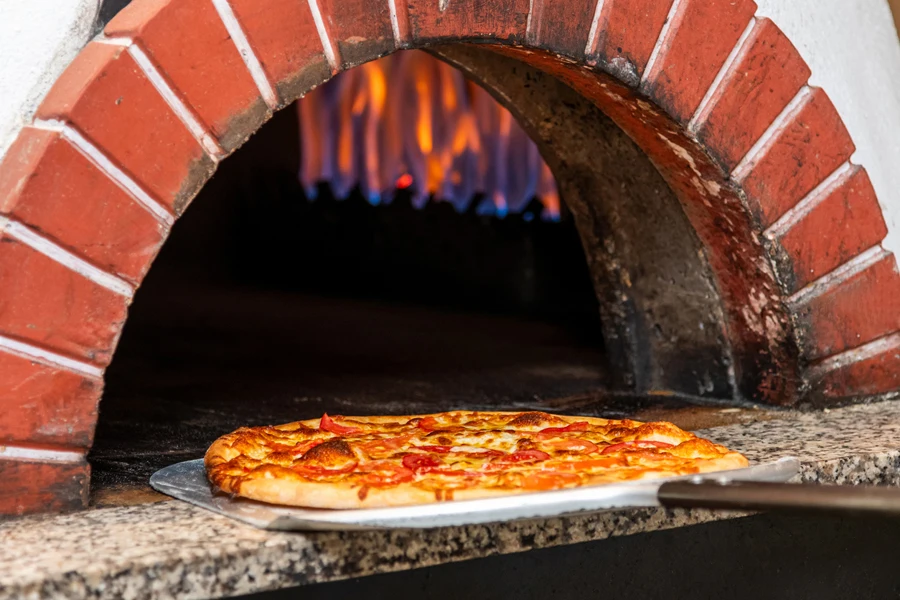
(228, 0, 331, 103)
(0, 235, 127, 366)
(587, 0, 675, 85)
(741, 88, 855, 227)
(407, 0, 530, 43)
(318, 0, 395, 67)
(530, 0, 597, 59)
(36, 42, 211, 216)
(0, 127, 166, 285)
(105, 0, 267, 151)
(642, 0, 757, 123)
(794, 253, 900, 361)
(0, 458, 88, 516)
(810, 336, 900, 400)
(776, 167, 888, 293)
(696, 19, 811, 171)
(0, 351, 100, 448)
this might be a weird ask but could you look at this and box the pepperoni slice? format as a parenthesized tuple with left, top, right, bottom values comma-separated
(416, 417, 442, 432)
(400, 455, 483, 478)
(319, 413, 362, 435)
(402, 454, 443, 471)
(359, 435, 412, 454)
(358, 461, 414, 486)
(416, 416, 467, 433)
(542, 438, 599, 454)
(601, 440, 674, 454)
(291, 439, 325, 457)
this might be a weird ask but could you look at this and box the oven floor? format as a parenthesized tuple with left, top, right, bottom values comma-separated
(89, 281, 779, 507)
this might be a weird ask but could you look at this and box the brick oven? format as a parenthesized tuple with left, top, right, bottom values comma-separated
(2, 2, 900, 597)
(1, 0, 899, 540)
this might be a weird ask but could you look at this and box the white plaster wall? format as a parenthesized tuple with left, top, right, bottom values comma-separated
(0, 0, 898, 261)
(756, 0, 900, 260)
(0, 0, 100, 157)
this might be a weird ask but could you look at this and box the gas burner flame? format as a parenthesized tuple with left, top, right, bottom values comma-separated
(298, 50, 560, 220)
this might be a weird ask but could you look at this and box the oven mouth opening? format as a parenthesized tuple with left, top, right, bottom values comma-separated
(88, 49, 757, 501)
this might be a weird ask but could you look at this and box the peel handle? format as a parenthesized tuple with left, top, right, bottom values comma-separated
(658, 480, 900, 517)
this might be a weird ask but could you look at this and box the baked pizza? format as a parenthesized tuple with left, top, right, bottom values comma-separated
(205, 411, 748, 508)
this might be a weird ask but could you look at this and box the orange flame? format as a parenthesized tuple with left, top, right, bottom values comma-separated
(298, 50, 560, 218)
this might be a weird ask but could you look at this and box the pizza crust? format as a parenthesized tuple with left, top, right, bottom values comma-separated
(204, 411, 749, 509)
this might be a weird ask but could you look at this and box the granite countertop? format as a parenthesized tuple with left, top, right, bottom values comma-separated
(2, 401, 900, 600)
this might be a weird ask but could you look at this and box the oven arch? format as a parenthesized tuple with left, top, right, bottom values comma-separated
(0, 0, 897, 514)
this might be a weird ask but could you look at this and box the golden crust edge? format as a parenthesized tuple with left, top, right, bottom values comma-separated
(205, 435, 247, 492)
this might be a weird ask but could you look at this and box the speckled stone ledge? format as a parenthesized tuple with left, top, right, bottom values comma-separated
(2, 401, 900, 600)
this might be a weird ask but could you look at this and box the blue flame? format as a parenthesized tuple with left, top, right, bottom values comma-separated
(297, 50, 561, 221)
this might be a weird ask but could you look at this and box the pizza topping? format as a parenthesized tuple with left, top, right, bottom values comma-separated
(294, 461, 359, 476)
(402, 454, 443, 471)
(417, 417, 467, 433)
(295, 439, 359, 476)
(452, 447, 504, 457)
(495, 450, 551, 463)
(291, 439, 326, 457)
(319, 413, 362, 435)
(412, 445, 504, 457)
(412, 445, 454, 453)
(295, 439, 358, 473)
(301, 438, 355, 459)
(541, 438, 599, 454)
(416, 416, 443, 432)
(206, 410, 748, 508)
(292, 441, 358, 475)
(537, 421, 590, 435)
(359, 435, 411, 455)
(601, 440, 675, 454)
(401, 455, 485, 480)
(424, 468, 477, 478)
(358, 461, 415, 486)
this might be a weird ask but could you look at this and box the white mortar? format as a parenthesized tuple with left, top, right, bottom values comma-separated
(0, 0, 898, 262)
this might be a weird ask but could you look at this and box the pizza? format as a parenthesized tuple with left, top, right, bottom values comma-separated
(205, 411, 748, 508)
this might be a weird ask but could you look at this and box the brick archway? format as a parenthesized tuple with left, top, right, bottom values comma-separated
(0, 0, 897, 514)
